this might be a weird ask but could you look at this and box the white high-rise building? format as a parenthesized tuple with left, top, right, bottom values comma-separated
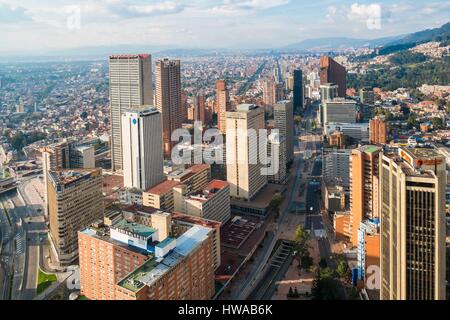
(121, 107, 164, 191)
(226, 104, 267, 200)
(109, 54, 153, 171)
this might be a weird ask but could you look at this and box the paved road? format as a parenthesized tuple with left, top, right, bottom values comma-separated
(0, 175, 46, 300)
(0, 194, 14, 300)
(247, 241, 294, 300)
(237, 61, 267, 96)
(235, 126, 306, 299)
(236, 102, 320, 300)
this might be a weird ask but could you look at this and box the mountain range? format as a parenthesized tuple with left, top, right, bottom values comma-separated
(2, 22, 449, 60)
(281, 22, 450, 52)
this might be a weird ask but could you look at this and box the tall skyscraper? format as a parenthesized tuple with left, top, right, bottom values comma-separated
(380, 148, 447, 300)
(216, 80, 230, 133)
(320, 56, 347, 97)
(194, 94, 206, 124)
(155, 59, 183, 157)
(274, 100, 294, 162)
(349, 145, 381, 246)
(263, 80, 276, 108)
(47, 169, 104, 265)
(369, 117, 388, 145)
(226, 104, 267, 200)
(121, 107, 164, 191)
(293, 69, 304, 113)
(109, 54, 153, 171)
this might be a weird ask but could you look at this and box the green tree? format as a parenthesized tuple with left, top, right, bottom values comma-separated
(294, 225, 310, 261)
(300, 252, 314, 270)
(311, 267, 339, 300)
(269, 194, 283, 213)
(432, 117, 444, 129)
(337, 260, 350, 279)
(80, 111, 88, 120)
(407, 115, 418, 129)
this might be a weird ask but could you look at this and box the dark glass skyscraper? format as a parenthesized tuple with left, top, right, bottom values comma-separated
(320, 56, 347, 97)
(293, 69, 303, 113)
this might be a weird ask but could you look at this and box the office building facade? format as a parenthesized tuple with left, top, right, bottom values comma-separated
(109, 54, 153, 171)
(155, 59, 183, 156)
(320, 56, 347, 97)
(380, 148, 446, 300)
(226, 104, 267, 200)
(122, 107, 164, 191)
(48, 169, 104, 265)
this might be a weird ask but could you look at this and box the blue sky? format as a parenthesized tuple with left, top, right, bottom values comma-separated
(0, 0, 449, 54)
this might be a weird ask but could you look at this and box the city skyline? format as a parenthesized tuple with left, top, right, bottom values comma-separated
(0, 0, 449, 55)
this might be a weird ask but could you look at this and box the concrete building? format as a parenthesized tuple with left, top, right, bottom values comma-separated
(69, 145, 95, 169)
(324, 123, 369, 142)
(328, 130, 345, 149)
(155, 59, 182, 156)
(320, 83, 339, 102)
(273, 100, 294, 162)
(360, 88, 375, 105)
(350, 145, 381, 246)
(324, 184, 346, 213)
(380, 147, 447, 300)
(167, 164, 211, 193)
(322, 148, 351, 189)
(79, 214, 215, 300)
(121, 107, 164, 190)
(174, 180, 231, 224)
(109, 54, 153, 171)
(320, 56, 347, 97)
(369, 117, 388, 145)
(216, 80, 230, 134)
(48, 169, 104, 265)
(357, 219, 380, 285)
(193, 95, 206, 124)
(264, 132, 287, 185)
(142, 180, 180, 212)
(226, 104, 267, 200)
(323, 98, 357, 125)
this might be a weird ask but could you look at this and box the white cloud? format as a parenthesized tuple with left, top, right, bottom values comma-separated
(209, 0, 289, 16)
(347, 3, 382, 30)
(325, 5, 337, 23)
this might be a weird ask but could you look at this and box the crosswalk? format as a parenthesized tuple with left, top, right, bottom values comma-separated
(14, 231, 25, 254)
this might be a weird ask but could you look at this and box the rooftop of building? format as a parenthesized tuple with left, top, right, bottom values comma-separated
(109, 54, 150, 59)
(144, 180, 180, 195)
(188, 179, 229, 203)
(48, 168, 101, 186)
(123, 106, 159, 116)
(81, 215, 213, 293)
(111, 219, 156, 238)
(357, 145, 381, 154)
(171, 211, 222, 230)
(236, 104, 258, 112)
(167, 164, 209, 181)
(117, 224, 211, 292)
(402, 147, 442, 160)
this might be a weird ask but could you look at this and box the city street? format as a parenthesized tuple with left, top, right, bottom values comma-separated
(0, 175, 47, 300)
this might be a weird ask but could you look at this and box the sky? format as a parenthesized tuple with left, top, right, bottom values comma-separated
(0, 0, 449, 55)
